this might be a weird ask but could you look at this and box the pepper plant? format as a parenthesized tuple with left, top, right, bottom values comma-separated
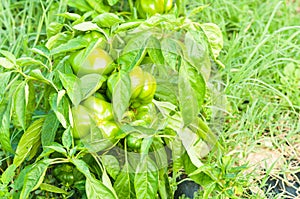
(0, 0, 226, 198)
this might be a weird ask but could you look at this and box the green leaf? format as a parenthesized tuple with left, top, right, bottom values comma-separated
(75, 22, 109, 40)
(62, 127, 72, 149)
(29, 69, 57, 89)
(152, 140, 168, 170)
(187, 65, 206, 108)
(71, 158, 92, 179)
(107, 0, 119, 6)
(80, 74, 106, 101)
(171, 136, 185, 173)
(109, 71, 131, 122)
(46, 32, 73, 50)
(58, 72, 82, 106)
(46, 22, 64, 38)
(49, 92, 70, 128)
(140, 137, 153, 158)
(0, 72, 11, 101)
(39, 183, 68, 194)
(120, 125, 156, 137)
(155, 82, 178, 105)
(115, 21, 143, 33)
(102, 155, 120, 180)
(86, 0, 110, 13)
(41, 112, 60, 147)
(67, 0, 92, 12)
(200, 23, 223, 59)
(178, 62, 206, 126)
(203, 182, 216, 198)
(13, 118, 45, 168)
(177, 128, 203, 168)
(13, 165, 32, 193)
(0, 57, 14, 69)
(1, 164, 17, 186)
(118, 32, 151, 71)
(51, 37, 87, 55)
(158, 170, 170, 199)
(182, 153, 214, 186)
(57, 12, 81, 21)
(86, 176, 117, 199)
(73, 21, 100, 32)
(31, 46, 51, 58)
(102, 169, 119, 198)
(0, 100, 13, 153)
(17, 57, 49, 70)
(184, 30, 211, 81)
(20, 159, 52, 199)
(93, 13, 123, 28)
(190, 117, 218, 147)
(113, 162, 132, 199)
(29, 69, 48, 82)
(147, 36, 164, 65)
(36, 148, 55, 161)
(45, 142, 67, 156)
(161, 37, 183, 71)
(178, 65, 198, 126)
(134, 156, 159, 199)
(0, 50, 16, 64)
(154, 68, 178, 104)
(13, 82, 26, 129)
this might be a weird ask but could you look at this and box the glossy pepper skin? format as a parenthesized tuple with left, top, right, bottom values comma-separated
(72, 95, 120, 139)
(129, 66, 156, 106)
(136, 0, 173, 18)
(53, 164, 84, 186)
(134, 103, 156, 124)
(72, 105, 91, 139)
(70, 47, 114, 77)
(126, 134, 142, 150)
(129, 66, 145, 99)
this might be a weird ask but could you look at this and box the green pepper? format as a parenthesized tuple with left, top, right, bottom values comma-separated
(82, 95, 114, 122)
(136, 0, 173, 18)
(72, 105, 91, 139)
(69, 47, 114, 77)
(53, 164, 84, 186)
(126, 134, 142, 150)
(129, 66, 156, 106)
(135, 103, 156, 124)
(129, 66, 145, 99)
(72, 95, 120, 140)
(137, 71, 156, 101)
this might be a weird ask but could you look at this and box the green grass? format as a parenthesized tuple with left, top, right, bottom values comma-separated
(193, 0, 300, 197)
(1, 0, 299, 198)
(0, 0, 67, 56)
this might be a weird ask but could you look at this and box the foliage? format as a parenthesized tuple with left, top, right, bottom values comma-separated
(4, 0, 297, 198)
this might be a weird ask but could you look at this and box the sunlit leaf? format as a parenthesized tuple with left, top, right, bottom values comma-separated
(0, 101, 13, 153)
(41, 112, 60, 147)
(58, 71, 82, 106)
(134, 156, 159, 199)
(200, 23, 223, 59)
(113, 162, 132, 199)
(93, 13, 123, 28)
(108, 71, 131, 122)
(13, 118, 45, 167)
(20, 159, 53, 199)
(51, 37, 87, 55)
(102, 155, 120, 180)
